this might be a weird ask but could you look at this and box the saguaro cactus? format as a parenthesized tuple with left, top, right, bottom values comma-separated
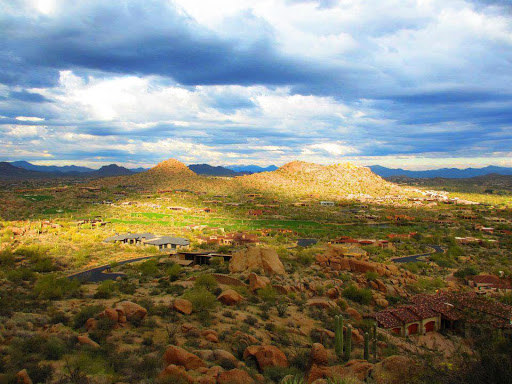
(372, 323, 377, 362)
(334, 315, 344, 359)
(345, 325, 352, 360)
(364, 332, 369, 360)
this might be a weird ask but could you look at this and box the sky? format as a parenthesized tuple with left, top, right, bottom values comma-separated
(1, 0, 512, 170)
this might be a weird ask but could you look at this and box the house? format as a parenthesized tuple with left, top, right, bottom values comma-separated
(144, 236, 190, 251)
(104, 233, 189, 250)
(468, 275, 512, 295)
(297, 238, 318, 247)
(178, 251, 232, 266)
(247, 209, 263, 216)
(320, 201, 335, 206)
(370, 305, 441, 336)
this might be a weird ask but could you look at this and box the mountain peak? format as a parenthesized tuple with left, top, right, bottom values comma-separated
(149, 158, 195, 175)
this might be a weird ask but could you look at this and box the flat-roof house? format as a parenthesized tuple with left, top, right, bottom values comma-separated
(145, 236, 190, 250)
(320, 201, 335, 206)
(469, 275, 512, 295)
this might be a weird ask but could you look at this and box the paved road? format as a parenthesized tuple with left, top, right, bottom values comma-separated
(67, 255, 158, 283)
(391, 245, 444, 264)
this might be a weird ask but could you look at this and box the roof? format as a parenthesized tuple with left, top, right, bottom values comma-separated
(297, 238, 318, 247)
(145, 236, 190, 246)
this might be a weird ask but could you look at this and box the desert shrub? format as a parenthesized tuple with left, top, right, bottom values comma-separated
(183, 287, 218, 321)
(0, 249, 15, 267)
(138, 259, 159, 277)
(210, 256, 224, 266)
(244, 315, 258, 326)
(264, 366, 301, 383)
(342, 284, 372, 305)
(73, 305, 104, 329)
(258, 285, 278, 304)
(6, 267, 35, 282)
(194, 274, 218, 292)
(90, 317, 117, 343)
(276, 302, 288, 317)
(94, 280, 117, 299)
(117, 279, 137, 294)
(43, 337, 68, 360)
(32, 257, 57, 272)
(166, 284, 185, 296)
(454, 266, 479, 279)
(365, 271, 379, 282)
(166, 263, 182, 281)
(34, 274, 81, 300)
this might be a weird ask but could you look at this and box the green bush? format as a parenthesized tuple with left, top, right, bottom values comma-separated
(365, 271, 379, 282)
(166, 264, 182, 282)
(258, 285, 278, 304)
(34, 274, 81, 300)
(194, 274, 218, 292)
(183, 287, 218, 320)
(73, 305, 104, 329)
(138, 259, 159, 277)
(454, 266, 479, 279)
(94, 280, 117, 299)
(342, 284, 372, 305)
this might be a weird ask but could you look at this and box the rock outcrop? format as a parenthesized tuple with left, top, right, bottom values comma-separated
(243, 345, 289, 371)
(173, 298, 193, 315)
(217, 289, 244, 305)
(163, 346, 207, 371)
(229, 247, 285, 275)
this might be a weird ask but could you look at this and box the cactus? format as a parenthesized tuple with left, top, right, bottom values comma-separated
(364, 332, 369, 360)
(372, 323, 377, 362)
(345, 325, 352, 360)
(334, 315, 344, 359)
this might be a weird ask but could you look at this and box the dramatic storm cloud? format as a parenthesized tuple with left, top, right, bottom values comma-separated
(1, 0, 511, 168)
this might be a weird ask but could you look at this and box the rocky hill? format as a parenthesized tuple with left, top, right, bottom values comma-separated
(237, 161, 398, 198)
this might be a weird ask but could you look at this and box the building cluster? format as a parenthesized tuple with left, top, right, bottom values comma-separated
(370, 292, 512, 337)
(104, 233, 190, 250)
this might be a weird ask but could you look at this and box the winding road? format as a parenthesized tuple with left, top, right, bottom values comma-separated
(391, 245, 445, 263)
(67, 255, 159, 283)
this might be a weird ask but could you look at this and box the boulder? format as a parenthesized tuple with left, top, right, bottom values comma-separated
(217, 289, 243, 306)
(100, 307, 119, 322)
(85, 318, 97, 332)
(218, 369, 255, 384)
(158, 364, 196, 384)
(173, 298, 193, 315)
(202, 330, 219, 343)
(309, 343, 328, 366)
(77, 334, 100, 349)
(229, 247, 286, 275)
(16, 369, 32, 384)
(163, 346, 206, 370)
(115, 301, 147, 322)
(346, 307, 362, 322)
(213, 349, 239, 366)
(326, 287, 339, 299)
(307, 360, 373, 383)
(307, 298, 336, 310)
(243, 345, 289, 371)
(249, 273, 270, 291)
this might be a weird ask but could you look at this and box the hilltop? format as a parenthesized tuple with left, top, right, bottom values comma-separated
(238, 161, 397, 198)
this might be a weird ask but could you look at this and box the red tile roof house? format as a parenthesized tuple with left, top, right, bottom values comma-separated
(247, 209, 263, 216)
(369, 305, 441, 337)
(468, 275, 512, 295)
(370, 292, 512, 337)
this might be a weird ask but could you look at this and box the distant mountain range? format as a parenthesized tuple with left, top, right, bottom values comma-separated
(224, 164, 278, 173)
(369, 165, 512, 178)
(9, 161, 147, 174)
(0, 162, 136, 179)
(4, 160, 512, 181)
(188, 164, 246, 177)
